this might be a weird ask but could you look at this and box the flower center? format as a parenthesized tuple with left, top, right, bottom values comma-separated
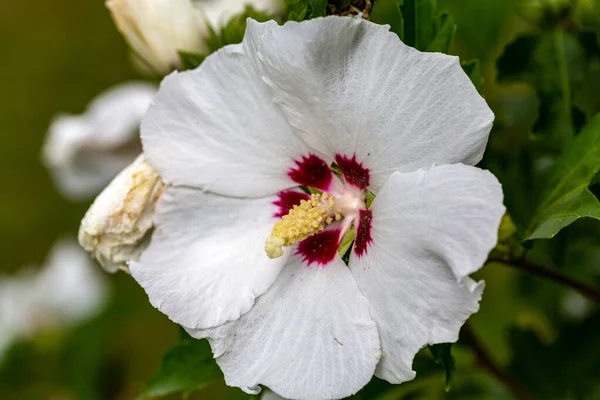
(265, 182, 369, 260)
(265, 192, 342, 259)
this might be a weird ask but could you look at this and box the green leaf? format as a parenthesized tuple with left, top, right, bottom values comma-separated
(439, 0, 517, 61)
(428, 343, 455, 390)
(285, 0, 327, 21)
(574, 49, 600, 118)
(371, 0, 457, 53)
(365, 189, 376, 208)
(138, 335, 221, 398)
(401, 0, 437, 50)
(178, 51, 205, 70)
(526, 113, 600, 240)
(338, 227, 357, 259)
(425, 13, 456, 53)
(461, 59, 484, 93)
(370, 0, 404, 39)
(497, 31, 585, 147)
(332, 0, 353, 8)
(204, 6, 275, 54)
(306, 0, 327, 18)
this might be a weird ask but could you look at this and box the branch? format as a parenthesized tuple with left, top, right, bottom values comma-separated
(462, 324, 531, 400)
(489, 257, 600, 302)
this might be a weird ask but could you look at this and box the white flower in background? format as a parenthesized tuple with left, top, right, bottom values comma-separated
(42, 82, 156, 201)
(129, 17, 504, 399)
(0, 240, 108, 361)
(0, 270, 38, 361)
(107, 0, 283, 75)
(107, 0, 206, 75)
(34, 240, 109, 324)
(191, 0, 284, 26)
(79, 155, 165, 273)
(561, 290, 594, 321)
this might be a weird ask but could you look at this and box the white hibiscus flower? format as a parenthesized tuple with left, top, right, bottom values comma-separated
(0, 240, 108, 361)
(130, 16, 504, 399)
(42, 82, 156, 200)
(107, 0, 283, 75)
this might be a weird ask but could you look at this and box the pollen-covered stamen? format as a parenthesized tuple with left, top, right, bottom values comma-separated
(265, 193, 341, 259)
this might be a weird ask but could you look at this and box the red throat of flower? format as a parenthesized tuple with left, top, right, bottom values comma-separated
(267, 153, 373, 266)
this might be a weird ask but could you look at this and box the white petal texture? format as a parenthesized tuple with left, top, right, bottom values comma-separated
(130, 16, 505, 399)
(349, 164, 504, 383)
(43, 82, 156, 200)
(142, 44, 311, 197)
(189, 256, 380, 400)
(247, 17, 494, 192)
(130, 187, 290, 329)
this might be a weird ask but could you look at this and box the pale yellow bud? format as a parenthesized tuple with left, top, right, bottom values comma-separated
(78, 155, 166, 273)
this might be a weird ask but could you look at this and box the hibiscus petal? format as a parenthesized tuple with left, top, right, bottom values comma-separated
(130, 186, 290, 329)
(189, 255, 380, 400)
(141, 41, 311, 197)
(349, 164, 504, 383)
(248, 17, 494, 192)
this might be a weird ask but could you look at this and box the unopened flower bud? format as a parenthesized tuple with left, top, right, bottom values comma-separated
(107, 0, 284, 75)
(79, 155, 165, 273)
(42, 82, 156, 200)
(106, 0, 208, 75)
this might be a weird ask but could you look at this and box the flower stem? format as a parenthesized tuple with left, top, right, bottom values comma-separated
(462, 324, 531, 400)
(489, 257, 600, 302)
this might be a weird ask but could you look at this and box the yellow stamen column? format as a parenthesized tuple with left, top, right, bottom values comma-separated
(265, 193, 339, 259)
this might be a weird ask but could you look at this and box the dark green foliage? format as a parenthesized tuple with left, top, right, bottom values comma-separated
(177, 6, 276, 72)
(371, 0, 457, 53)
(204, 6, 277, 54)
(331, 0, 353, 9)
(286, 0, 328, 21)
(137, 333, 221, 398)
(526, 113, 600, 239)
(497, 30, 585, 148)
(178, 51, 205, 71)
(509, 311, 600, 399)
(429, 343, 456, 390)
(461, 59, 484, 93)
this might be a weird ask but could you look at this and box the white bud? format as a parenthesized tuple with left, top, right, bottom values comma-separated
(0, 239, 108, 358)
(79, 155, 165, 273)
(191, 0, 284, 26)
(107, 0, 285, 75)
(42, 82, 156, 200)
(106, 0, 208, 75)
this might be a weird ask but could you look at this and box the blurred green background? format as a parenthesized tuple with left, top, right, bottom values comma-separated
(1, 0, 599, 399)
(0, 1, 179, 399)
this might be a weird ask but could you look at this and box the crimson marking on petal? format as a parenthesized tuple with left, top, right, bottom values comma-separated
(334, 154, 370, 190)
(297, 229, 341, 267)
(354, 209, 373, 257)
(273, 191, 310, 218)
(288, 154, 333, 191)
